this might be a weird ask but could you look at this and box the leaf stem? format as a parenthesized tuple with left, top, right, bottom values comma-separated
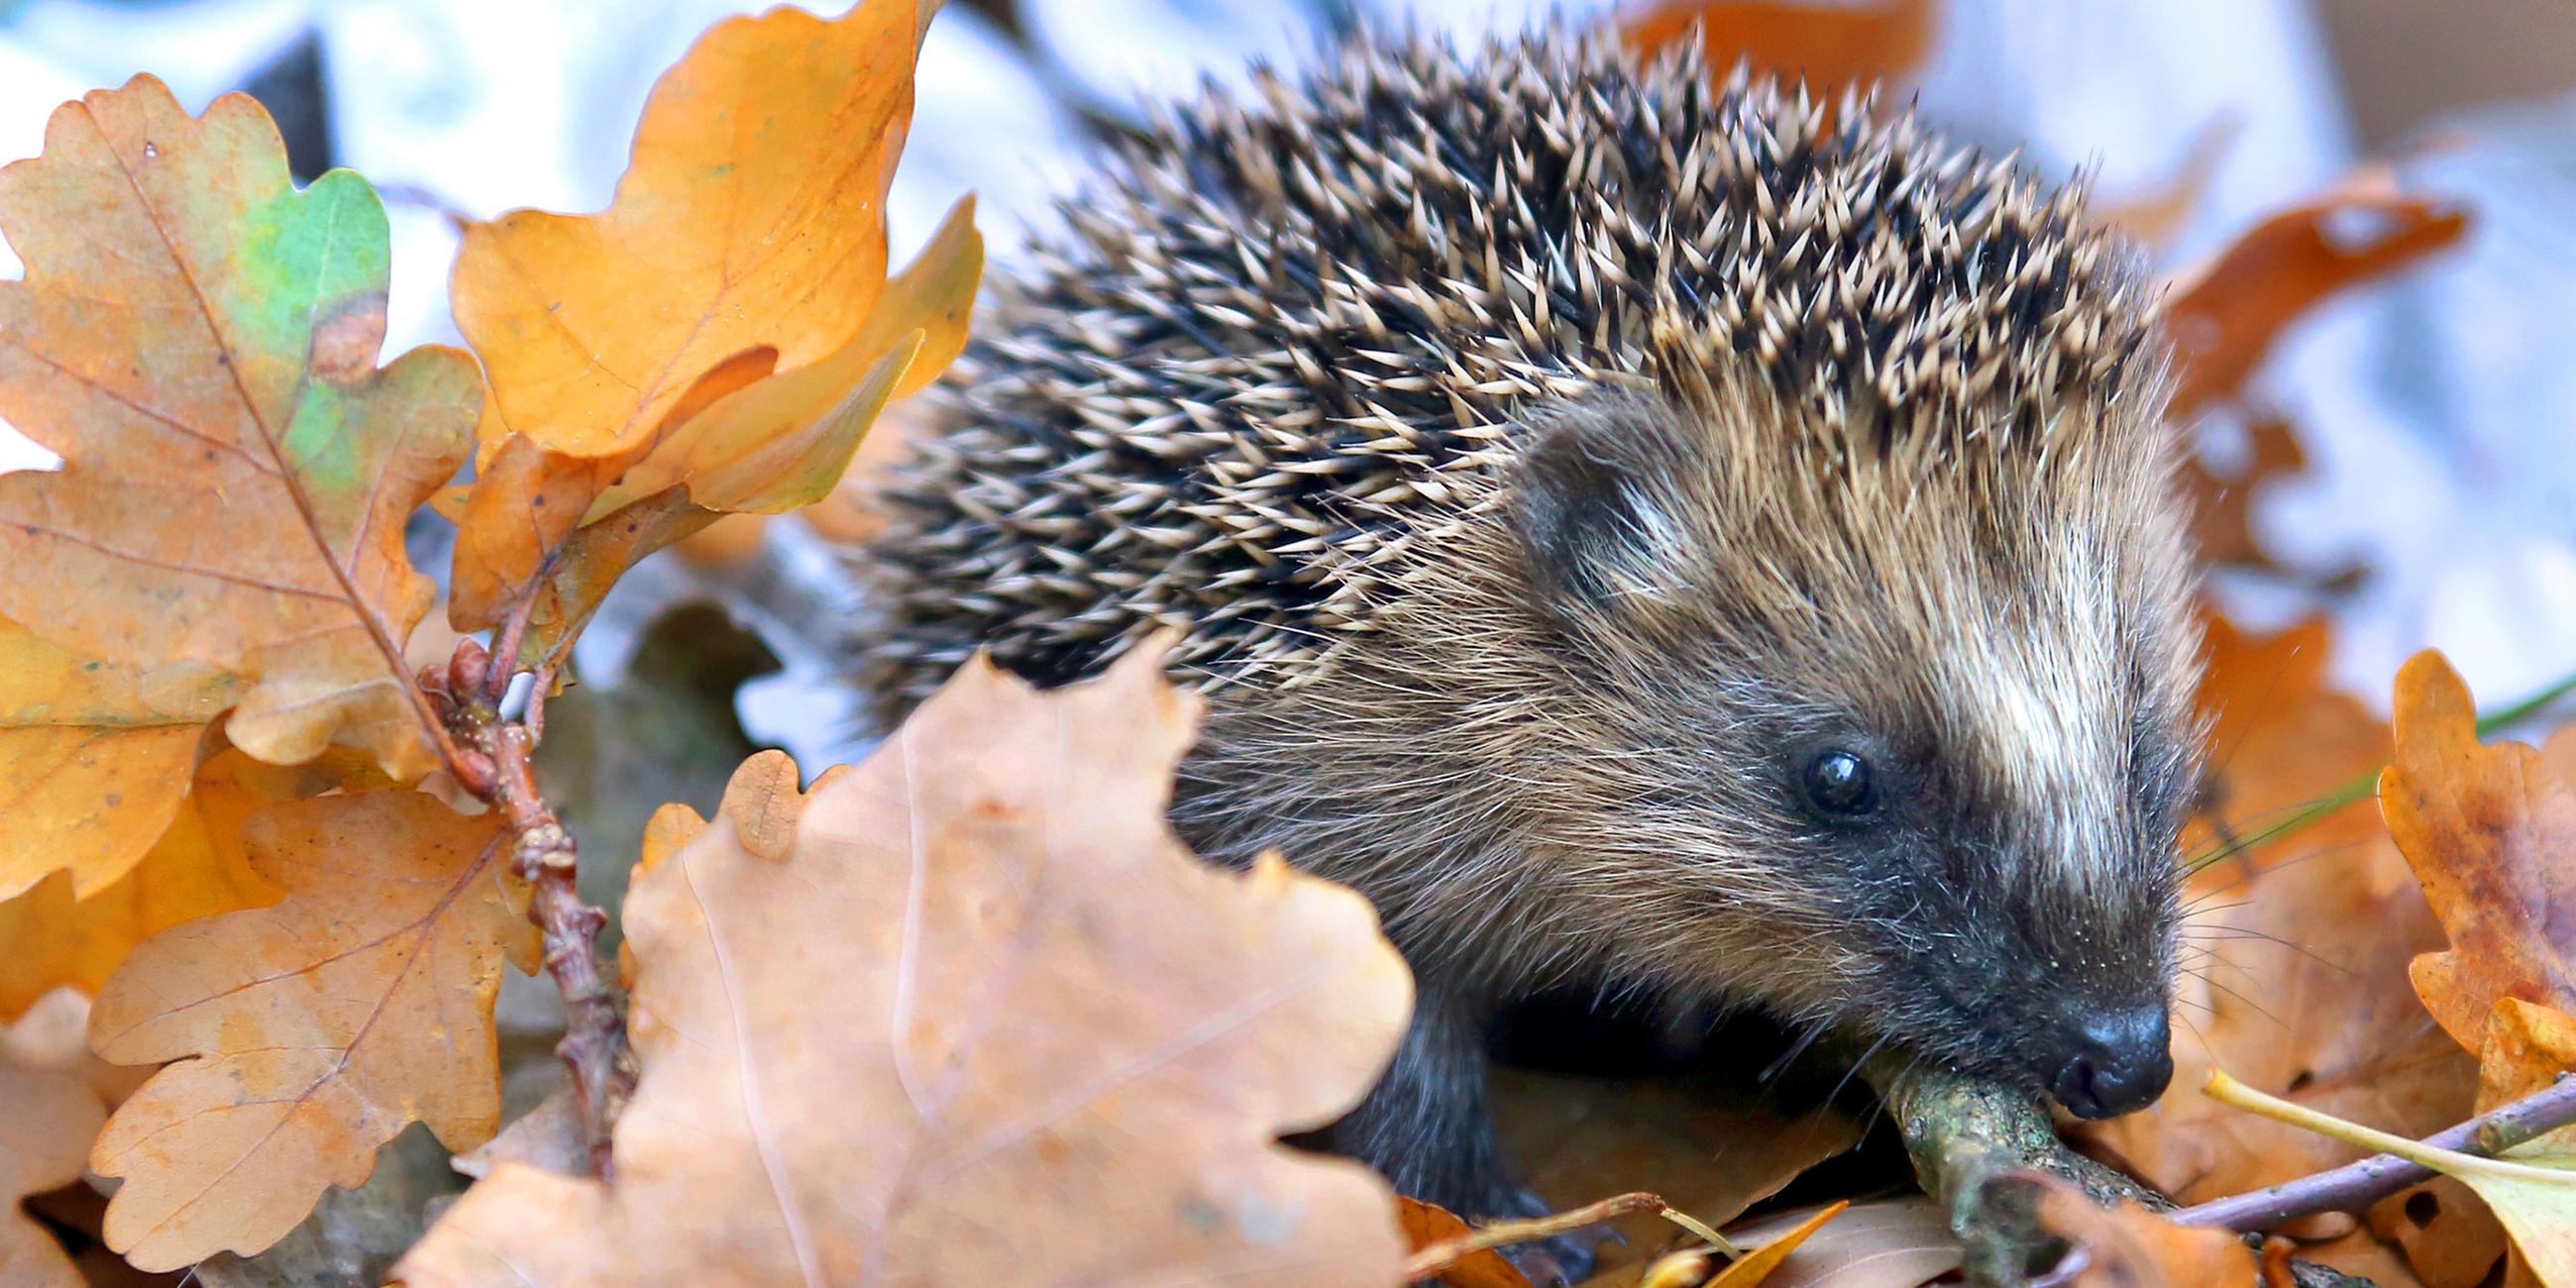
(2173, 1070, 2576, 1231)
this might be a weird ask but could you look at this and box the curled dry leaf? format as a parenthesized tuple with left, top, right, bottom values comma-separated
(2164, 172, 2468, 418)
(2073, 617, 2480, 1268)
(446, 0, 980, 667)
(87, 789, 535, 1271)
(2381, 651, 2576, 1052)
(0, 748, 338, 1019)
(0, 76, 479, 783)
(393, 645, 1412, 1286)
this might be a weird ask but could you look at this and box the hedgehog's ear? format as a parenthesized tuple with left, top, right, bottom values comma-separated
(1509, 396, 1697, 614)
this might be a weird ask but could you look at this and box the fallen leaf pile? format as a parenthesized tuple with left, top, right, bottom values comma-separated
(0, 1, 2567, 1285)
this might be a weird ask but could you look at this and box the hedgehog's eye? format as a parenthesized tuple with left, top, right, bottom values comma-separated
(1802, 749, 1878, 816)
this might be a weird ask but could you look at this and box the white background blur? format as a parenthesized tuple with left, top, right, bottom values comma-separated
(0, 0, 2569, 757)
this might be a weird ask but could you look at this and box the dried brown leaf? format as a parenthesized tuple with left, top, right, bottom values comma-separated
(2381, 651, 2576, 1052)
(2167, 175, 2468, 418)
(395, 646, 1412, 1285)
(88, 790, 534, 1271)
(1721, 1198, 1960, 1288)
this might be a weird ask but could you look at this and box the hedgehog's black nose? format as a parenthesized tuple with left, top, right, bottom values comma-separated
(2050, 1006, 2173, 1119)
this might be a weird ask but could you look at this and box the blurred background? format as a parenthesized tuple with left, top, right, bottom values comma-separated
(0, 0, 2569, 762)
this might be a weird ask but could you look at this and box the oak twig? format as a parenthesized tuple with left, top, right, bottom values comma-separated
(432, 636, 637, 1180)
(2174, 1072, 2576, 1232)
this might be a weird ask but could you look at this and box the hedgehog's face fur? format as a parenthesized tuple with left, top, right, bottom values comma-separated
(1471, 383, 2201, 1114)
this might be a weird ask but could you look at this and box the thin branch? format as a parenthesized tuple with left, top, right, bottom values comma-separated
(483, 719, 638, 1179)
(430, 634, 635, 1179)
(2173, 1073, 2576, 1232)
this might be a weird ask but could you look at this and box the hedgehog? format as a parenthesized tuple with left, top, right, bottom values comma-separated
(843, 21, 2201, 1274)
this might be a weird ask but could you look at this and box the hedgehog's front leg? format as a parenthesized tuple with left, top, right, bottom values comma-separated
(1324, 988, 1601, 1284)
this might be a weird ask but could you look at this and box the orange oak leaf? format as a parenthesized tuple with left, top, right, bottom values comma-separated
(453, 0, 923, 460)
(2180, 414, 2306, 571)
(2073, 617, 2478, 1264)
(2382, 650, 2576, 1053)
(394, 644, 1412, 1286)
(2166, 172, 2468, 418)
(446, 0, 980, 661)
(0, 616, 235, 902)
(86, 789, 534, 1271)
(0, 747, 333, 1019)
(0, 76, 481, 782)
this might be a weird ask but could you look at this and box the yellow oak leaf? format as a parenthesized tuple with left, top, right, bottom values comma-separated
(445, 0, 980, 665)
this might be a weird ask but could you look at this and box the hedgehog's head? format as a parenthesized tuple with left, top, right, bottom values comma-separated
(1490, 371, 2200, 1117)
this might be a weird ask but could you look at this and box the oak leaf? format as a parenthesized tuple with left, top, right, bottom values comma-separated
(0, 747, 328, 1019)
(2480, 1001, 2576, 1152)
(446, 0, 980, 666)
(2166, 172, 2467, 418)
(394, 645, 1412, 1286)
(0, 616, 234, 903)
(2382, 651, 2576, 1051)
(86, 789, 534, 1271)
(1485, 1068, 1862, 1287)
(0, 76, 480, 782)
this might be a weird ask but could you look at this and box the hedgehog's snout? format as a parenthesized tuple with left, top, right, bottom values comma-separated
(2044, 1003, 2173, 1119)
